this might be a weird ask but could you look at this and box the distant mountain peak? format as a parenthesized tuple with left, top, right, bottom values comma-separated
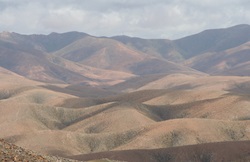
(0, 31, 12, 38)
(230, 24, 250, 28)
(48, 31, 88, 36)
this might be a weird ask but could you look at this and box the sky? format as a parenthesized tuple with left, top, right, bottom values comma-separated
(0, 0, 250, 39)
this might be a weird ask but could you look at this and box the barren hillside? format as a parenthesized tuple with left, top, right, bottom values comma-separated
(1, 25, 250, 161)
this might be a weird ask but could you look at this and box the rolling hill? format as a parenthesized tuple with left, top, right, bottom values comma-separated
(1, 70, 250, 158)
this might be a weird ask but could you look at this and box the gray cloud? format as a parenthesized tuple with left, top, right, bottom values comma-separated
(0, 0, 249, 39)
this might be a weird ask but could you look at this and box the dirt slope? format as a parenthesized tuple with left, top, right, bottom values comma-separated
(0, 139, 79, 162)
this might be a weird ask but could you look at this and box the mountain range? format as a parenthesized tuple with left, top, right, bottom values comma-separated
(1, 24, 250, 161)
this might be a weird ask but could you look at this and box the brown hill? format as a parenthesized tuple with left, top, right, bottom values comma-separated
(225, 61, 250, 76)
(112, 36, 183, 62)
(109, 73, 171, 92)
(1, 72, 250, 157)
(46, 55, 135, 86)
(53, 36, 198, 75)
(53, 36, 146, 71)
(137, 74, 250, 91)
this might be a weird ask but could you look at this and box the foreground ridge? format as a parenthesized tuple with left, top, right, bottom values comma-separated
(0, 139, 79, 162)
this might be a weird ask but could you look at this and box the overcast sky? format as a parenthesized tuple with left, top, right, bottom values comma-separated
(0, 0, 249, 39)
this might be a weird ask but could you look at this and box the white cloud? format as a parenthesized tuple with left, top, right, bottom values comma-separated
(0, 0, 249, 39)
(40, 7, 86, 31)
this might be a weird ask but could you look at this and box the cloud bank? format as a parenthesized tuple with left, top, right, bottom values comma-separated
(0, 0, 249, 39)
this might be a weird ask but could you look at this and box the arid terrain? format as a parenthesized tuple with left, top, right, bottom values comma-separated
(1, 24, 250, 161)
(0, 138, 80, 162)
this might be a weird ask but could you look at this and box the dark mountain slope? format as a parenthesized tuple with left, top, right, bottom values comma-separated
(112, 24, 250, 64)
(112, 35, 183, 62)
(28, 31, 89, 52)
(174, 24, 250, 59)
(185, 41, 250, 75)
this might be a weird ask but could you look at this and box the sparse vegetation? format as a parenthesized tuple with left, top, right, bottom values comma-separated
(175, 112, 189, 118)
(192, 152, 214, 162)
(87, 159, 122, 162)
(161, 131, 182, 147)
(222, 126, 245, 141)
(31, 92, 47, 104)
(237, 116, 250, 121)
(0, 89, 14, 100)
(105, 131, 138, 150)
(85, 124, 105, 134)
(0, 139, 78, 162)
(85, 137, 101, 152)
(200, 112, 210, 118)
(153, 153, 173, 162)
